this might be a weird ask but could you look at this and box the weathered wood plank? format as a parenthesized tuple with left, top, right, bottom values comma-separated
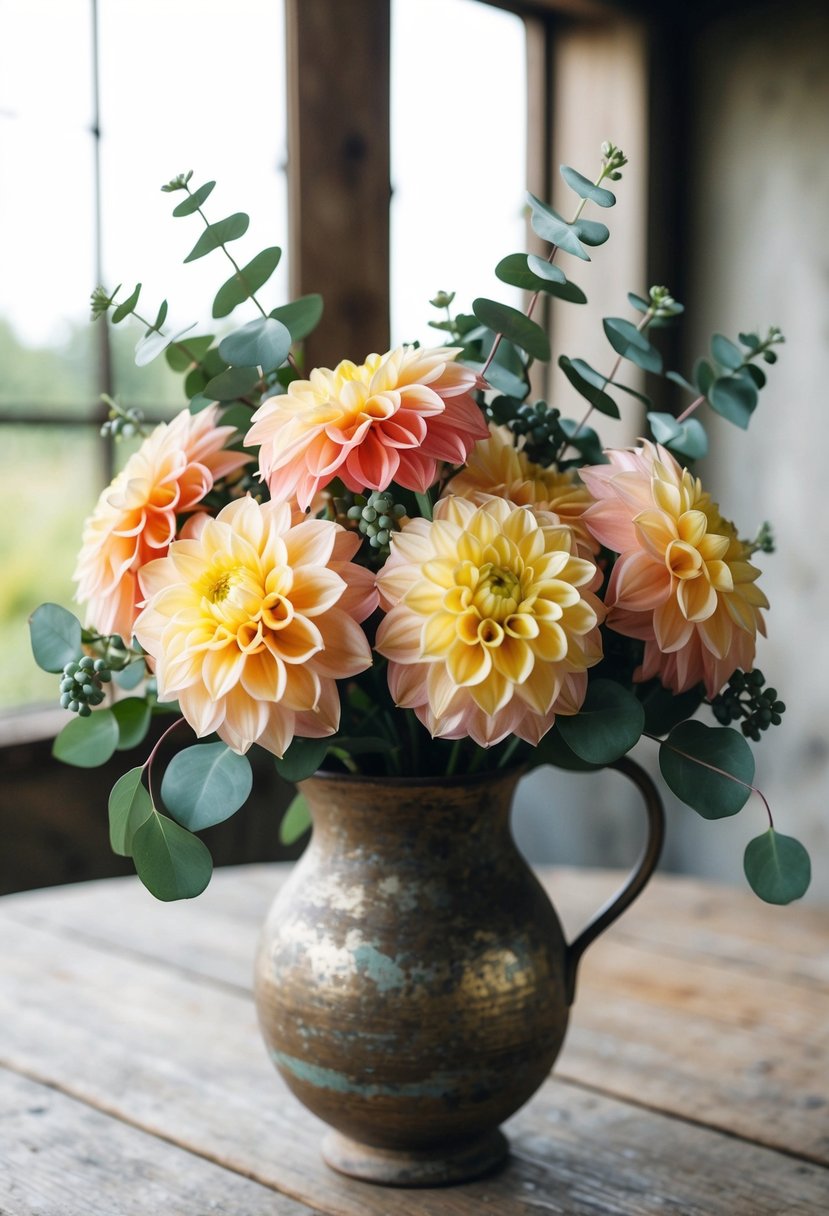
(0, 1068, 319, 1216)
(0, 914, 827, 1215)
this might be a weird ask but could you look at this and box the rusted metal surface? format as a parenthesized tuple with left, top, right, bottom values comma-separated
(253, 763, 664, 1186)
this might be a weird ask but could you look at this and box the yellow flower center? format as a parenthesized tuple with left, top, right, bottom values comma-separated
(208, 571, 234, 603)
(473, 564, 522, 620)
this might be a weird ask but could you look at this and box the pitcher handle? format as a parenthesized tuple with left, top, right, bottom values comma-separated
(564, 756, 665, 1005)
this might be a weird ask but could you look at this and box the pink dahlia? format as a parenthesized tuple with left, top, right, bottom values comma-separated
(375, 496, 604, 748)
(133, 497, 377, 756)
(581, 441, 768, 697)
(245, 346, 489, 510)
(74, 406, 250, 641)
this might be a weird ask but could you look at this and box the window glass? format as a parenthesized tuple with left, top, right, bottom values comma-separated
(390, 0, 526, 346)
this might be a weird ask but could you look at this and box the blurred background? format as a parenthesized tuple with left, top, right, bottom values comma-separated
(1, 0, 826, 899)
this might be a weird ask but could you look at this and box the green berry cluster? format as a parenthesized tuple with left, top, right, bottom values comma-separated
(346, 490, 406, 555)
(100, 403, 144, 440)
(59, 657, 112, 716)
(508, 401, 565, 467)
(711, 669, 786, 741)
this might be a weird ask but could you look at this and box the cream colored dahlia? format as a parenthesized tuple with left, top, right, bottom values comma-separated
(443, 424, 599, 556)
(375, 496, 604, 747)
(133, 497, 377, 756)
(581, 441, 768, 696)
(74, 406, 249, 641)
(245, 345, 488, 510)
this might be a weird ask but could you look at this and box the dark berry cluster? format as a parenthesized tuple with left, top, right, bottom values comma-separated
(488, 397, 565, 468)
(59, 657, 112, 716)
(711, 669, 785, 741)
(346, 490, 407, 555)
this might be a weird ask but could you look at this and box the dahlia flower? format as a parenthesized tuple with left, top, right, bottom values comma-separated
(133, 496, 376, 756)
(74, 406, 249, 641)
(375, 496, 604, 748)
(581, 441, 768, 697)
(444, 424, 599, 557)
(245, 346, 489, 511)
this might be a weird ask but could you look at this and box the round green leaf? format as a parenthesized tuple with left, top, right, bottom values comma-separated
(53, 709, 119, 768)
(279, 793, 312, 845)
(556, 679, 645, 764)
(183, 213, 249, 263)
(603, 317, 662, 374)
(572, 218, 610, 247)
(274, 736, 331, 783)
(212, 246, 282, 319)
(113, 660, 147, 691)
(496, 253, 567, 291)
(160, 742, 253, 831)
(709, 373, 757, 429)
(112, 697, 152, 752)
(744, 830, 811, 905)
(472, 298, 550, 362)
(659, 721, 754, 819)
(166, 334, 214, 373)
(172, 180, 216, 217)
(269, 294, 324, 341)
(711, 333, 743, 370)
(558, 355, 619, 418)
(132, 811, 213, 901)
(527, 193, 589, 260)
(647, 412, 708, 461)
(29, 603, 82, 672)
(108, 767, 153, 856)
(560, 164, 616, 208)
(218, 316, 292, 372)
(204, 365, 259, 401)
(530, 725, 601, 772)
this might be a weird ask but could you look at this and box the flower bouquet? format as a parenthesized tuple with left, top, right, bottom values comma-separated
(30, 145, 811, 907)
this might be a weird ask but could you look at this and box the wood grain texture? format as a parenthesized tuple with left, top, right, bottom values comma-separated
(1, 867, 828, 1213)
(286, 0, 390, 369)
(0, 1069, 318, 1216)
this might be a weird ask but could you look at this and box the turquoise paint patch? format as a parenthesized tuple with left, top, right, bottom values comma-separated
(272, 1051, 454, 1099)
(352, 943, 405, 991)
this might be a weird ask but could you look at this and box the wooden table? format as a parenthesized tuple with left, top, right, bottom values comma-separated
(1, 865, 827, 1214)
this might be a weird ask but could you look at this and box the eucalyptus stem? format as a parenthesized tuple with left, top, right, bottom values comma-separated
(643, 731, 774, 828)
(142, 716, 188, 809)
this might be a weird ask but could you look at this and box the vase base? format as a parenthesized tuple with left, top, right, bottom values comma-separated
(322, 1127, 509, 1187)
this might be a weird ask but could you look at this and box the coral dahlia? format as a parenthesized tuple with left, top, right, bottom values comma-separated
(245, 346, 489, 511)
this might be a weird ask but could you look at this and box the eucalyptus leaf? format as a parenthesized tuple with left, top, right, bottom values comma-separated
(132, 811, 213, 901)
(531, 725, 601, 772)
(572, 218, 610, 247)
(218, 316, 292, 371)
(134, 329, 171, 368)
(29, 603, 82, 672)
(738, 331, 760, 350)
(53, 709, 119, 769)
(743, 830, 811, 905)
(108, 767, 153, 856)
(183, 213, 249, 263)
(527, 193, 589, 260)
(659, 721, 754, 819)
(694, 357, 715, 395)
(711, 333, 743, 370)
(525, 254, 568, 284)
(204, 366, 260, 401)
(274, 736, 331, 783)
(279, 792, 312, 845)
(603, 317, 662, 374)
(495, 253, 565, 291)
(745, 363, 767, 389)
(627, 292, 650, 314)
(111, 283, 141, 324)
(212, 246, 282, 319)
(113, 660, 146, 691)
(166, 335, 214, 373)
(560, 165, 616, 208)
(161, 742, 253, 831)
(466, 358, 528, 399)
(647, 412, 708, 460)
(472, 298, 550, 362)
(269, 294, 324, 341)
(112, 697, 152, 752)
(559, 418, 606, 464)
(556, 679, 644, 764)
(666, 370, 698, 395)
(709, 372, 757, 429)
(171, 180, 216, 217)
(152, 299, 169, 330)
(558, 355, 619, 418)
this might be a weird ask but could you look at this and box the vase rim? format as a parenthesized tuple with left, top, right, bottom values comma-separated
(303, 764, 527, 789)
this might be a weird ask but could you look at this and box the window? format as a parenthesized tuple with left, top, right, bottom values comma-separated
(0, 0, 288, 709)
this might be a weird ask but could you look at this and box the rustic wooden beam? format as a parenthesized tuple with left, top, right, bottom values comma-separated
(285, 0, 391, 370)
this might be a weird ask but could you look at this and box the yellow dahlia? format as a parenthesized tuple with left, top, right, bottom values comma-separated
(443, 424, 599, 557)
(375, 496, 604, 747)
(133, 497, 377, 756)
(74, 405, 250, 641)
(245, 345, 488, 510)
(581, 441, 768, 696)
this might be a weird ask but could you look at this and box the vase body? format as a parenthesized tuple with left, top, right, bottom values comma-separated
(254, 768, 569, 1185)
